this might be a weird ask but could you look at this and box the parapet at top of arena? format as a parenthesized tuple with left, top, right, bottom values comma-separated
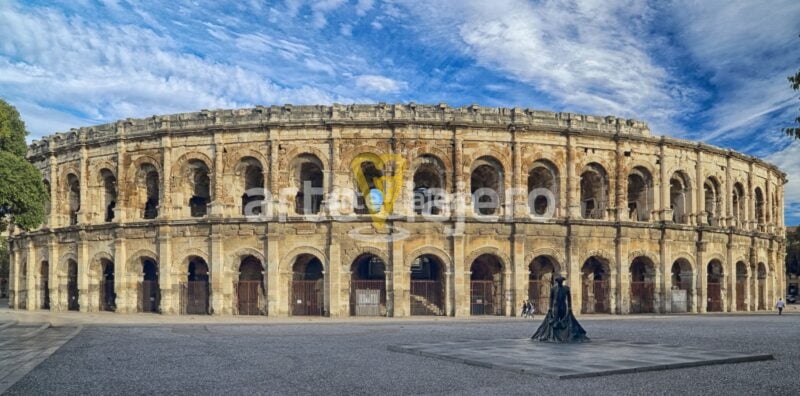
(29, 103, 652, 153)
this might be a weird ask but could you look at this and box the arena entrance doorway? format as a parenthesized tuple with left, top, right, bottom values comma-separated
(67, 259, 79, 311)
(629, 257, 655, 313)
(581, 257, 610, 314)
(291, 254, 324, 316)
(40, 261, 50, 310)
(706, 259, 724, 312)
(409, 255, 444, 316)
(528, 256, 560, 315)
(236, 256, 265, 315)
(184, 258, 210, 315)
(470, 254, 503, 316)
(139, 259, 160, 313)
(350, 254, 387, 316)
(100, 259, 115, 311)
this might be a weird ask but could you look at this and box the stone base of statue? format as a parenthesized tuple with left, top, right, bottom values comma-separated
(531, 308, 589, 343)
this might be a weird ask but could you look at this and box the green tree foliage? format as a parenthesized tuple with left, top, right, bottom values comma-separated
(0, 237, 8, 280)
(785, 36, 800, 139)
(0, 99, 46, 231)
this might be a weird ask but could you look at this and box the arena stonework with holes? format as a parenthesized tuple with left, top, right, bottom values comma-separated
(6, 103, 788, 317)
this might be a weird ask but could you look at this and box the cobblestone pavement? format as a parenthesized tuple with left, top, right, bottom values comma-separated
(2, 312, 799, 395)
(0, 321, 81, 394)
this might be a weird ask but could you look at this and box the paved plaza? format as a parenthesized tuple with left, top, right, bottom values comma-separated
(0, 309, 798, 395)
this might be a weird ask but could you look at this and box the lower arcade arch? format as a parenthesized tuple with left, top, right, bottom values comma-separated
(138, 258, 160, 313)
(469, 254, 504, 316)
(350, 254, 387, 316)
(184, 257, 210, 315)
(40, 261, 50, 310)
(527, 256, 561, 313)
(66, 259, 79, 311)
(99, 259, 115, 312)
(670, 258, 694, 312)
(581, 257, 611, 314)
(629, 257, 655, 314)
(236, 255, 266, 315)
(706, 259, 724, 312)
(291, 254, 325, 316)
(409, 255, 445, 316)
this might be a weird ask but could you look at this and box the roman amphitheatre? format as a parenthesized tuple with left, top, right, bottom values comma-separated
(5, 103, 787, 317)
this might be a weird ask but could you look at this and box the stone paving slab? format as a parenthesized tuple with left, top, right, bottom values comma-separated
(388, 338, 774, 379)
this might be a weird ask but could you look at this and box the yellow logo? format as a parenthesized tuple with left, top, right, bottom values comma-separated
(350, 153, 406, 229)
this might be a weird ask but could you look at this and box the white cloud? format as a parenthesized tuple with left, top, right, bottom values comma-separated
(355, 0, 374, 16)
(354, 75, 407, 93)
(311, 0, 347, 28)
(340, 23, 353, 37)
(766, 140, 800, 203)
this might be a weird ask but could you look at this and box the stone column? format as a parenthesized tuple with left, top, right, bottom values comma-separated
(658, 233, 668, 313)
(727, 240, 735, 312)
(327, 236, 342, 317)
(614, 137, 624, 222)
(391, 235, 406, 317)
(113, 232, 129, 313)
(160, 135, 173, 220)
(26, 240, 36, 311)
(9, 239, 19, 309)
(616, 236, 629, 314)
(77, 235, 89, 312)
(659, 141, 670, 221)
(512, 139, 526, 218)
(266, 228, 282, 316)
(115, 136, 127, 223)
(444, 270, 453, 317)
(48, 239, 58, 312)
(210, 133, 225, 217)
(210, 227, 224, 314)
(696, 241, 706, 313)
(695, 148, 704, 226)
(452, 234, 468, 317)
(512, 230, 526, 317)
(49, 154, 58, 228)
(157, 225, 174, 314)
(78, 144, 88, 224)
(565, 132, 579, 218)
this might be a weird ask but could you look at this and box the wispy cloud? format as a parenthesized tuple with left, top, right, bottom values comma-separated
(354, 75, 407, 93)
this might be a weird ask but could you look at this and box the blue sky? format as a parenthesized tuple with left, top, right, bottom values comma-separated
(1, 0, 799, 223)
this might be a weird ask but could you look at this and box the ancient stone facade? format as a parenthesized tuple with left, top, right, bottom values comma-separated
(7, 103, 787, 316)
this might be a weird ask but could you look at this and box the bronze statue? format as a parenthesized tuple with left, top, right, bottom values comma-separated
(531, 275, 589, 342)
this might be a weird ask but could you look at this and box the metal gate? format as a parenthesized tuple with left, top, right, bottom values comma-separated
(41, 280, 50, 309)
(736, 281, 746, 311)
(292, 280, 324, 316)
(410, 280, 443, 316)
(139, 281, 160, 313)
(707, 282, 722, 312)
(528, 281, 549, 314)
(236, 281, 265, 315)
(581, 281, 609, 314)
(183, 281, 209, 315)
(470, 280, 499, 315)
(67, 276, 79, 311)
(99, 281, 115, 311)
(629, 282, 654, 313)
(350, 280, 385, 316)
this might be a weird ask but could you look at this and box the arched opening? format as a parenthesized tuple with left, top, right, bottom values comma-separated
(291, 254, 324, 316)
(67, 173, 80, 225)
(140, 259, 160, 313)
(183, 257, 210, 314)
(239, 157, 264, 216)
(353, 160, 384, 215)
(527, 161, 559, 217)
(580, 163, 608, 219)
(470, 254, 503, 315)
(67, 259, 79, 311)
(40, 261, 50, 310)
(100, 169, 117, 222)
(136, 164, 160, 219)
(292, 155, 324, 215)
(629, 257, 655, 313)
(187, 160, 211, 217)
(703, 177, 722, 226)
(706, 259, 724, 312)
(732, 183, 745, 228)
(670, 259, 693, 312)
(470, 157, 503, 216)
(409, 255, 445, 315)
(669, 172, 691, 224)
(350, 254, 386, 316)
(757, 263, 767, 310)
(735, 261, 747, 311)
(236, 255, 265, 315)
(755, 188, 765, 227)
(413, 155, 446, 216)
(528, 256, 560, 313)
(627, 167, 653, 221)
(581, 257, 610, 313)
(99, 259, 115, 312)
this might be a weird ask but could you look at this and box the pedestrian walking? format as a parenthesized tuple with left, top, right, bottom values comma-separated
(776, 298, 785, 315)
(527, 300, 535, 319)
(521, 300, 529, 318)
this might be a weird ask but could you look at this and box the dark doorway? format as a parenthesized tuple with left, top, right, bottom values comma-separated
(237, 256, 265, 315)
(581, 257, 610, 314)
(140, 259, 160, 313)
(100, 259, 116, 312)
(40, 261, 50, 310)
(291, 254, 324, 316)
(184, 258, 210, 315)
(470, 254, 503, 316)
(707, 259, 724, 312)
(67, 259, 79, 311)
(350, 254, 386, 316)
(409, 255, 444, 316)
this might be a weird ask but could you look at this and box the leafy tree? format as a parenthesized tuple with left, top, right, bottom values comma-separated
(0, 237, 8, 281)
(0, 99, 46, 231)
(785, 36, 800, 139)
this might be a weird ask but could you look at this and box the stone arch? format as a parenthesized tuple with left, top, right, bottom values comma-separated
(280, 246, 328, 274)
(579, 162, 609, 219)
(90, 161, 117, 183)
(90, 251, 115, 273)
(57, 252, 78, 276)
(344, 246, 390, 273)
(409, 146, 453, 181)
(289, 153, 325, 215)
(411, 154, 449, 215)
(576, 250, 616, 275)
(465, 246, 511, 273)
(227, 248, 266, 274)
(470, 156, 505, 216)
(224, 148, 268, 175)
(340, 145, 388, 173)
(754, 186, 766, 226)
(127, 155, 163, 181)
(669, 170, 693, 224)
(627, 250, 660, 268)
(626, 166, 654, 221)
(406, 246, 453, 273)
(465, 148, 511, 175)
(580, 254, 613, 314)
(278, 145, 330, 171)
(527, 159, 560, 217)
(170, 151, 214, 189)
(525, 247, 566, 269)
(629, 255, 656, 313)
(703, 175, 724, 226)
(175, 249, 210, 275)
(126, 249, 159, 273)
